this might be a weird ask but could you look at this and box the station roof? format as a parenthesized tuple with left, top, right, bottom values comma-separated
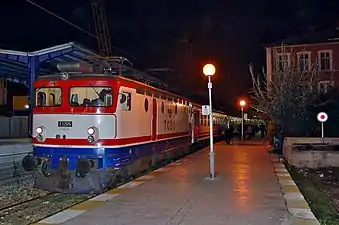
(0, 42, 102, 80)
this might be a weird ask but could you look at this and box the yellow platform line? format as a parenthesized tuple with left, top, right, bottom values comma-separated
(270, 154, 320, 225)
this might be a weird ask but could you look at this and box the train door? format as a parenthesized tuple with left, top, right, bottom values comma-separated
(152, 98, 157, 140)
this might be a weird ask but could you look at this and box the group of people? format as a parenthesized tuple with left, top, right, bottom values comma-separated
(223, 123, 267, 145)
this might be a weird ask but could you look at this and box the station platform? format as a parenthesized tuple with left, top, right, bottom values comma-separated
(35, 140, 319, 225)
(0, 138, 31, 157)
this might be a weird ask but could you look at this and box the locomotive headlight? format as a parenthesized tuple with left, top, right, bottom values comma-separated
(36, 127, 43, 134)
(87, 127, 95, 135)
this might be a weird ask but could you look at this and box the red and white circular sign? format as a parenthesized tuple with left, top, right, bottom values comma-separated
(317, 112, 328, 123)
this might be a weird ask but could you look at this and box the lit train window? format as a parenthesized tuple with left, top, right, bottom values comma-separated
(120, 92, 131, 111)
(35, 87, 62, 107)
(37, 92, 46, 106)
(144, 98, 149, 112)
(69, 86, 113, 107)
(49, 93, 55, 105)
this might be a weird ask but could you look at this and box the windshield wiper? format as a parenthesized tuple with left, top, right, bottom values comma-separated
(88, 83, 101, 98)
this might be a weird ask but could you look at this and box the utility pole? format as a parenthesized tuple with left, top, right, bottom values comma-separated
(91, 0, 112, 56)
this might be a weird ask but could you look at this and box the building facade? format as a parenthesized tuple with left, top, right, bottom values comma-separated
(266, 30, 339, 93)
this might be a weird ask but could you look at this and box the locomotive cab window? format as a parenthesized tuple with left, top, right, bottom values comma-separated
(120, 92, 131, 111)
(35, 87, 62, 107)
(69, 86, 113, 107)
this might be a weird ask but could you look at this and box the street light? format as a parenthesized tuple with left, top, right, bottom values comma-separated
(239, 100, 246, 141)
(203, 63, 216, 179)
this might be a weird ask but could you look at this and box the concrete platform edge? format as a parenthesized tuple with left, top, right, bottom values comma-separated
(32, 156, 189, 224)
(270, 153, 320, 225)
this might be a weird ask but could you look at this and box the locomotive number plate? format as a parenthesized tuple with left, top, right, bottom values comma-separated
(58, 121, 72, 127)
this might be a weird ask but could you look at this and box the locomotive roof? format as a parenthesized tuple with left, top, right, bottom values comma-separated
(36, 60, 228, 115)
(36, 73, 228, 114)
(37, 72, 194, 102)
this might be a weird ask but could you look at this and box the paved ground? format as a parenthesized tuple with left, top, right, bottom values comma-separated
(38, 140, 292, 225)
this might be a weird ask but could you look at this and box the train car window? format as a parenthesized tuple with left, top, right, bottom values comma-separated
(69, 87, 112, 107)
(35, 87, 62, 107)
(120, 92, 131, 111)
(161, 102, 164, 113)
(194, 112, 199, 125)
(144, 98, 149, 112)
(175, 104, 177, 114)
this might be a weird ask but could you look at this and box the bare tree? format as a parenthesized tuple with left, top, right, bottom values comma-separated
(249, 45, 333, 135)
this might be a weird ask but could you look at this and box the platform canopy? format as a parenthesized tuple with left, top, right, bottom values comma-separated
(0, 42, 103, 88)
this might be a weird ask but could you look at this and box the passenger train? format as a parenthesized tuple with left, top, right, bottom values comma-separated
(22, 60, 232, 193)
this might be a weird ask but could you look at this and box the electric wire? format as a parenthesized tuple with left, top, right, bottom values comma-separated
(25, 0, 136, 60)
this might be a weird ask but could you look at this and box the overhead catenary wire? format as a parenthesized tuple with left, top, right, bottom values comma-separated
(25, 0, 137, 60)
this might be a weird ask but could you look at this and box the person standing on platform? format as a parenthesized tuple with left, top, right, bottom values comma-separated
(224, 126, 234, 145)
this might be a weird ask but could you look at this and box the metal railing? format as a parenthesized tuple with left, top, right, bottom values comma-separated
(0, 151, 32, 185)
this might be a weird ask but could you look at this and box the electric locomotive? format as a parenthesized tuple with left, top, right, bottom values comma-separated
(22, 60, 229, 193)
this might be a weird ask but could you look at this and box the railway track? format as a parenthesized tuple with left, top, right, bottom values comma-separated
(0, 192, 55, 212)
(0, 191, 94, 225)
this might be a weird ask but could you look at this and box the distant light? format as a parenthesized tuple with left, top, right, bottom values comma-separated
(24, 104, 29, 109)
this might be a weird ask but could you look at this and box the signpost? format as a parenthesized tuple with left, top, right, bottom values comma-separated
(244, 113, 248, 120)
(202, 105, 210, 116)
(317, 112, 328, 143)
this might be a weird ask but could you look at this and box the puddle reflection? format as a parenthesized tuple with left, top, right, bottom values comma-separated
(232, 151, 251, 211)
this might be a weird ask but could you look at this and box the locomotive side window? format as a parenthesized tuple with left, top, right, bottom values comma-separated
(120, 92, 131, 111)
(161, 102, 164, 113)
(69, 87, 112, 107)
(144, 98, 148, 112)
(35, 87, 62, 107)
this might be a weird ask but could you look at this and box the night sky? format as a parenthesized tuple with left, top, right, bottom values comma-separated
(1, 0, 339, 112)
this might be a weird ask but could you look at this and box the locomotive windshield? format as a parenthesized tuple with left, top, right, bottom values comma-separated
(35, 87, 62, 107)
(69, 86, 113, 107)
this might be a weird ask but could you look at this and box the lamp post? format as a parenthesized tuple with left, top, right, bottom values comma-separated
(239, 100, 246, 141)
(203, 63, 216, 179)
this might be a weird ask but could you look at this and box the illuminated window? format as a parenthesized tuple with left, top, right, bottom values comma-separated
(120, 92, 131, 111)
(69, 86, 113, 107)
(35, 87, 62, 107)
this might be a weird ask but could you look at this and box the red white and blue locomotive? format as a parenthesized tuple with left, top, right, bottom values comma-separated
(22, 59, 230, 193)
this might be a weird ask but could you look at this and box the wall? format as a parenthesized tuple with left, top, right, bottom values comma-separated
(267, 42, 339, 85)
(0, 116, 28, 138)
(283, 137, 339, 168)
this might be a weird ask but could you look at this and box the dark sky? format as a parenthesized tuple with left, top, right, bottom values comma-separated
(1, 0, 339, 111)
